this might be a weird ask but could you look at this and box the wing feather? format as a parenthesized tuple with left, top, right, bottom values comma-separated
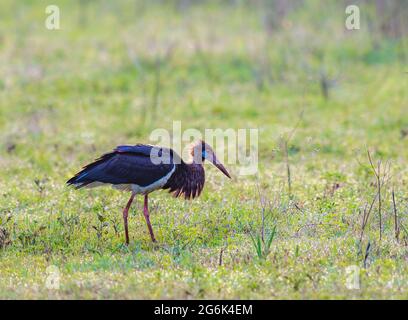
(67, 144, 176, 189)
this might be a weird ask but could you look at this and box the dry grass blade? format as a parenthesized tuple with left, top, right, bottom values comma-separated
(366, 150, 391, 243)
(392, 189, 400, 241)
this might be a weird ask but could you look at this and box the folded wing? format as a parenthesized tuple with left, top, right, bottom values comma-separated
(67, 144, 176, 189)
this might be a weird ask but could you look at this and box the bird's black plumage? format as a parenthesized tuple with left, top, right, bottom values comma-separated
(67, 140, 231, 244)
(67, 144, 176, 189)
(163, 162, 205, 199)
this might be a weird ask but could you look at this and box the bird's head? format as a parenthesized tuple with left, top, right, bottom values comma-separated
(190, 140, 231, 178)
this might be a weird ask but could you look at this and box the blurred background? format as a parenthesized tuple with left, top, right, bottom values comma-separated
(0, 0, 407, 181)
(0, 0, 408, 300)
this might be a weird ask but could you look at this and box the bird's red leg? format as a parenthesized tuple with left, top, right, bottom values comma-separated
(123, 193, 135, 245)
(143, 194, 156, 242)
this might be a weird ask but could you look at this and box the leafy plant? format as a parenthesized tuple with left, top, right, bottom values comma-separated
(250, 225, 277, 259)
(0, 212, 13, 248)
(92, 213, 110, 241)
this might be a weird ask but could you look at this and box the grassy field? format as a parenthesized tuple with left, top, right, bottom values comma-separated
(0, 0, 408, 299)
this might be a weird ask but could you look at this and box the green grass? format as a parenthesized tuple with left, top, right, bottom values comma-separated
(1, 0, 408, 299)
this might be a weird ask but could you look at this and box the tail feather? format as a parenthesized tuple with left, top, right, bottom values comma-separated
(66, 152, 115, 189)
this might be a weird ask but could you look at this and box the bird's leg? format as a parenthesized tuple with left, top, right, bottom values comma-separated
(123, 193, 135, 245)
(143, 194, 156, 242)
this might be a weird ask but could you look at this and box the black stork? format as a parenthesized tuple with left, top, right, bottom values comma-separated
(67, 140, 231, 244)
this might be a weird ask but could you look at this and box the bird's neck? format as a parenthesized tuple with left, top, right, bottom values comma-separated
(186, 152, 205, 165)
(186, 161, 204, 172)
(164, 160, 205, 199)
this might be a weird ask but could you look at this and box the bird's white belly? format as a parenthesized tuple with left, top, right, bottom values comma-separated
(113, 165, 176, 194)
